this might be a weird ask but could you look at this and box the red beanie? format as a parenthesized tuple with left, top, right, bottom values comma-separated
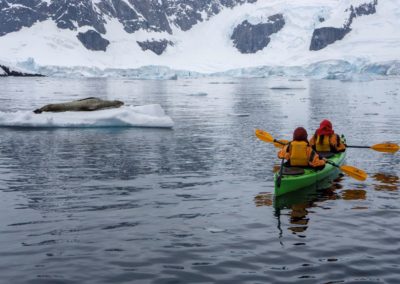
(317, 119, 334, 136)
(293, 127, 308, 142)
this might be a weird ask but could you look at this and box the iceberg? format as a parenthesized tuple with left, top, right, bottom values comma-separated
(0, 104, 174, 128)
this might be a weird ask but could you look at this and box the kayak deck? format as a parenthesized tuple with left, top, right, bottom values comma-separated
(274, 151, 346, 196)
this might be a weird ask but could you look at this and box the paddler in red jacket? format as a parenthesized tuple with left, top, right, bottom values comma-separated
(309, 119, 346, 153)
(278, 127, 325, 169)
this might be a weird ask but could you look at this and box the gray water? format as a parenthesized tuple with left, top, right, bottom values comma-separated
(0, 77, 399, 284)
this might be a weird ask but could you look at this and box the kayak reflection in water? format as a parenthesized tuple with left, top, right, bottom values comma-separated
(310, 119, 346, 154)
(277, 127, 325, 170)
(254, 181, 340, 236)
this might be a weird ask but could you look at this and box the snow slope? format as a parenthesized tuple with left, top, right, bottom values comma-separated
(0, 0, 399, 75)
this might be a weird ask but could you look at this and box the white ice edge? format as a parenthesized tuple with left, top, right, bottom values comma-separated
(9, 59, 400, 81)
(0, 104, 174, 128)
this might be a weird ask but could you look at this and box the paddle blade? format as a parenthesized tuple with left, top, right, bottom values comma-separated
(255, 129, 274, 143)
(340, 165, 368, 181)
(274, 139, 289, 148)
(371, 143, 399, 153)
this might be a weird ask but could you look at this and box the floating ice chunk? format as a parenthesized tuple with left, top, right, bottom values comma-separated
(269, 85, 306, 90)
(209, 81, 237, 84)
(187, 92, 208, 96)
(0, 104, 174, 128)
(205, 227, 226, 233)
(228, 113, 250, 117)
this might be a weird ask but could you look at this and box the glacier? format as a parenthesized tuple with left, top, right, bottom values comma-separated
(13, 58, 400, 81)
(0, 104, 174, 129)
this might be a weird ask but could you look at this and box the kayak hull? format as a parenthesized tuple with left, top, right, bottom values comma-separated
(274, 152, 346, 196)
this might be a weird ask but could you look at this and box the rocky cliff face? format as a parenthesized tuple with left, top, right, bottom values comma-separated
(137, 39, 174, 55)
(310, 0, 378, 51)
(231, 14, 285, 54)
(77, 30, 110, 51)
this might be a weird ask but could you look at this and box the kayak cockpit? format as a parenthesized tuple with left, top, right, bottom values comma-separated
(282, 167, 305, 175)
(274, 151, 346, 196)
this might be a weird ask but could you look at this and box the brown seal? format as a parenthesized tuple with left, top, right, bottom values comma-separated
(33, 97, 124, 114)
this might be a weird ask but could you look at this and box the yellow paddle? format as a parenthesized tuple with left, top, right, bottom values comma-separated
(324, 162, 367, 181)
(346, 143, 399, 153)
(255, 129, 368, 181)
(255, 129, 284, 145)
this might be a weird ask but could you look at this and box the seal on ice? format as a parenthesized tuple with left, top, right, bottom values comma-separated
(33, 97, 124, 114)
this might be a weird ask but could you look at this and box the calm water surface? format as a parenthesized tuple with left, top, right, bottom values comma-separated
(0, 77, 399, 284)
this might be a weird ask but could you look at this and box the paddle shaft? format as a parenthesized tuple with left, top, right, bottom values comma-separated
(346, 143, 399, 153)
(276, 158, 285, 187)
(346, 145, 370, 149)
(274, 139, 286, 146)
(274, 138, 286, 187)
(325, 160, 339, 168)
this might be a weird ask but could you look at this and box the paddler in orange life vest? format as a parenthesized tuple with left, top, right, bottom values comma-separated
(278, 127, 326, 169)
(309, 119, 346, 153)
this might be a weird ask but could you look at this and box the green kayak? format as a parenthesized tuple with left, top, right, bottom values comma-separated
(274, 151, 346, 196)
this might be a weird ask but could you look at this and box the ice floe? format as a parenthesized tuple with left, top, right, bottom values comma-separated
(0, 104, 174, 128)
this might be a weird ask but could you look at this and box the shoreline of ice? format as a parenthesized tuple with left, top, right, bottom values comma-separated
(0, 104, 174, 129)
(11, 59, 400, 81)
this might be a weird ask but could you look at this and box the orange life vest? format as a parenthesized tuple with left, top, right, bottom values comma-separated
(313, 134, 344, 152)
(315, 135, 331, 152)
(288, 141, 309, 166)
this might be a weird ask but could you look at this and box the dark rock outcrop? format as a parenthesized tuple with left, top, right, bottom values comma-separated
(137, 40, 174, 55)
(354, 0, 378, 17)
(77, 30, 110, 51)
(231, 14, 285, 54)
(309, 27, 351, 51)
(346, 0, 378, 27)
(310, 0, 378, 51)
(0, 65, 44, 77)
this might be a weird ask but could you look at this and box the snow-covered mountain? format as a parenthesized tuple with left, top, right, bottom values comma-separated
(0, 0, 399, 76)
